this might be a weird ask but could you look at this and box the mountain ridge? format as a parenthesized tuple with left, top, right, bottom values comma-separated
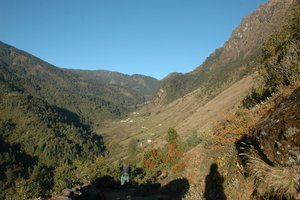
(0, 41, 159, 124)
(65, 69, 161, 101)
(155, 0, 295, 104)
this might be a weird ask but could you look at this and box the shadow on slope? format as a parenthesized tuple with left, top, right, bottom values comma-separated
(204, 163, 227, 200)
(92, 175, 190, 199)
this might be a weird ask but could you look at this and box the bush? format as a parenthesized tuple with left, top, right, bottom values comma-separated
(242, 88, 272, 108)
(186, 130, 201, 149)
(166, 127, 178, 144)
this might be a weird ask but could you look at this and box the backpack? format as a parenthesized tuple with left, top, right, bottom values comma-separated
(122, 165, 131, 176)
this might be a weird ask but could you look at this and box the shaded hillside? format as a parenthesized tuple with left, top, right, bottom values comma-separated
(0, 79, 105, 199)
(66, 69, 161, 101)
(0, 41, 145, 124)
(156, 0, 294, 104)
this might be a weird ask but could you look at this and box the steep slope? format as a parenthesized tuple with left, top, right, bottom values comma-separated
(66, 69, 161, 101)
(177, 85, 300, 200)
(0, 41, 145, 124)
(156, 0, 294, 104)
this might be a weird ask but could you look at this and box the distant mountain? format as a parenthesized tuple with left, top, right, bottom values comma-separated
(65, 69, 161, 101)
(0, 41, 147, 124)
(155, 0, 295, 104)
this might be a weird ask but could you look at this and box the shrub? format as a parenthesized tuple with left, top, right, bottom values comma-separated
(186, 130, 201, 149)
(166, 127, 178, 144)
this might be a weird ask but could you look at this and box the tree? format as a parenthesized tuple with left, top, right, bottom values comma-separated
(166, 127, 178, 144)
(5, 168, 14, 184)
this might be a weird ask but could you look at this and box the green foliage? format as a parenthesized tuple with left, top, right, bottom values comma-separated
(0, 82, 106, 198)
(166, 127, 178, 144)
(53, 164, 77, 192)
(5, 178, 43, 200)
(185, 129, 201, 150)
(242, 88, 272, 109)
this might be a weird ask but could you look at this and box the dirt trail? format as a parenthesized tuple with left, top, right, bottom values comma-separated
(103, 188, 174, 200)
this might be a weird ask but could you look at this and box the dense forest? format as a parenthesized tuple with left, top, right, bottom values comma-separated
(0, 79, 105, 198)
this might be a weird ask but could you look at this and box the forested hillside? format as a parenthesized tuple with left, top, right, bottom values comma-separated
(66, 69, 161, 101)
(0, 77, 106, 198)
(156, 0, 294, 104)
(0, 41, 147, 124)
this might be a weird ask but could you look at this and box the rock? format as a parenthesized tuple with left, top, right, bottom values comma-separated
(61, 189, 72, 197)
(50, 194, 71, 200)
(250, 87, 300, 167)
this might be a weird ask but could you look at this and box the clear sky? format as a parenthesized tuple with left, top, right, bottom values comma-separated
(0, 0, 268, 80)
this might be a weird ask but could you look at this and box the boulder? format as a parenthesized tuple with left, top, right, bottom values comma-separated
(250, 87, 300, 167)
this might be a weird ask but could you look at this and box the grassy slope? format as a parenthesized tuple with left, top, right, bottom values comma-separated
(96, 74, 255, 161)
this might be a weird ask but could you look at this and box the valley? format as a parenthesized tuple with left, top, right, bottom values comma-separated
(0, 0, 299, 199)
(97, 74, 255, 161)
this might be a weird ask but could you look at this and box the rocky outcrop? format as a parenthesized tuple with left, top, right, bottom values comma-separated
(223, 0, 294, 59)
(250, 87, 300, 167)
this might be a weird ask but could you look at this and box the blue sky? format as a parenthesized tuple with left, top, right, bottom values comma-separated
(0, 0, 268, 80)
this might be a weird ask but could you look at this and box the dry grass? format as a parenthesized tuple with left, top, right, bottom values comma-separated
(182, 185, 204, 200)
(246, 154, 299, 199)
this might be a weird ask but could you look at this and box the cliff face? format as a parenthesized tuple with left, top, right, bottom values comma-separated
(200, 0, 295, 71)
(222, 0, 294, 60)
(157, 0, 295, 104)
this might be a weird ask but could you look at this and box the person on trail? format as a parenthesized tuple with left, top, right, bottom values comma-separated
(120, 163, 131, 191)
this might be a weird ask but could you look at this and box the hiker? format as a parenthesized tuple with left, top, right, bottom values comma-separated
(120, 162, 131, 191)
